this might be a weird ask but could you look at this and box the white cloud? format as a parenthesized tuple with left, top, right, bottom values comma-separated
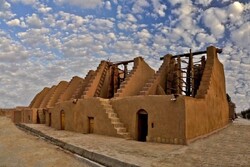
(116, 5, 123, 19)
(137, 29, 151, 42)
(26, 13, 43, 28)
(132, 0, 149, 14)
(38, 5, 52, 13)
(196, 32, 216, 44)
(127, 14, 137, 22)
(228, 1, 244, 15)
(0, 0, 15, 19)
(0, 30, 29, 62)
(18, 28, 50, 47)
(151, 0, 167, 17)
(0, 0, 249, 112)
(203, 7, 227, 38)
(6, 18, 20, 26)
(105, 1, 111, 10)
(171, 1, 194, 19)
(117, 22, 138, 31)
(107, 32, 116, 40)
(89, 18, 114, 31)
(231, 22, 250, 51)
(228, 1, 245, 23)
(195, 0, 212, 7)
(72, 15, 85, 26)
(12, 0, 37, 5)
(54, 0, 102, 9)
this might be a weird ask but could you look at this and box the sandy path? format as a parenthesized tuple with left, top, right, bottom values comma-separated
(23, 118, 250, 167)
(0, 116, 90, 167)
(1, 116, 250, 167)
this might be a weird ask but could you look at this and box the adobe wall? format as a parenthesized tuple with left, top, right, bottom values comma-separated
(39, 85, 57, 108)
(99, 67, 112, 98)
(46, 81, 68, 108)
(82, 61, 109, 98)
(12, 110, 22, 123)
(31, 108, 38, 123)
(20, 108, 33, 123)
(49, 98, 119, 137)
(116, 57, 155, 97)
(58, 76, 83, 102)
(0, 108, 15, 117)
(140, 56, 172, 95)
(0, 110, 5, 116)
(185, 46, 229, 141)
(111, 96, 186, 144)
(29, 87, 50, 108)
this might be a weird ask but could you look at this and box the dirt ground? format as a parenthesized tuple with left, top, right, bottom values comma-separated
(0, 116, 91, 167)
(1, 116, 250, 167)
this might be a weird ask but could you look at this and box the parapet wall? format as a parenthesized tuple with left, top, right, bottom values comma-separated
(185, 46, 229, 141)
(49, 99, 119, 137)
(39, 85, 57, 108)
(111, 96, 186, 144)
(46, 81, 68, 108)
(29, 87, 50, 108)
(115, 57, 155, 97)
(57, 76, 83, 103)
(82, 61, 109, 98)
(0, 108, 15, 117)
(139, 55, 172, 95)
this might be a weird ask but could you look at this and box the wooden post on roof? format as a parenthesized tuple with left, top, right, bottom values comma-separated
(108, 64, 115, 98)
(201, 56, 206, 72)
(113, 65, 119, 93)
(165, 59, 174, 94)
(123, 63, 128, 79)
(177, 56, 182, 94)
(190, 50, 195, 97)
(186, 49, 192, 96)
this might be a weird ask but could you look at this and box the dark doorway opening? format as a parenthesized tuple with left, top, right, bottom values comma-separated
(37, 110, 40, 124)
(61, 110, 65, 130)
(88, 117, 94, 133)
(49, 113, 52, 127)
(137, 110, 148, 142)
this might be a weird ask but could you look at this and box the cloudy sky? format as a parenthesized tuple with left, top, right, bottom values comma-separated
(0, 0, 249, 112)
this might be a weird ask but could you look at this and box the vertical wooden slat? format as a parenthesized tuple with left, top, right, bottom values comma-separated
(177, 56, 182, 94)
(186, 49, 192, 96)
(190, 50, 195, 97)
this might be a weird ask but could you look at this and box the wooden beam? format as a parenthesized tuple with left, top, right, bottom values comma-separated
(160, 48, 222, 60)
(113, 60, 134, 65)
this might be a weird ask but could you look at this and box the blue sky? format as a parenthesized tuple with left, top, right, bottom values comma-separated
(0, 0, 249, 112)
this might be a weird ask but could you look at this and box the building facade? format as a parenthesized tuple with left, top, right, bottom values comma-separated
(11, 46, 230, 145)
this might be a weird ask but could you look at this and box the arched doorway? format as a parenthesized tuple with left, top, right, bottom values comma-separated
(60, 110, 65, 130)
(137, 110, 148, 142)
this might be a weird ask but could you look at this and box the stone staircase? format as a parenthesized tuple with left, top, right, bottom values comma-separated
(99, 98, 131, 139)
(39, 85, 57, 108)
(57, 78, 75, 103)
(139, 56, 170, 95)
(29, 90, 42, 107)
(57, 76, 83, 103)
(195, 52, 214, 98)
(114, 65, 138, 97)
(29, 87, 50, 108)
(94, 63, 109, 97)
(46, 81, 68, 108)
(71, 70, 95, 99)
(82, 61, 109, 98)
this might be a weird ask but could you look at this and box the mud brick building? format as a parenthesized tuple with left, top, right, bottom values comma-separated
(11, 46, 231, 144)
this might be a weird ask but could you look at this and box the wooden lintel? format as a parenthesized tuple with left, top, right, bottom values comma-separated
(160, 48, 222, 60)
(113, 60, 134, 65)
